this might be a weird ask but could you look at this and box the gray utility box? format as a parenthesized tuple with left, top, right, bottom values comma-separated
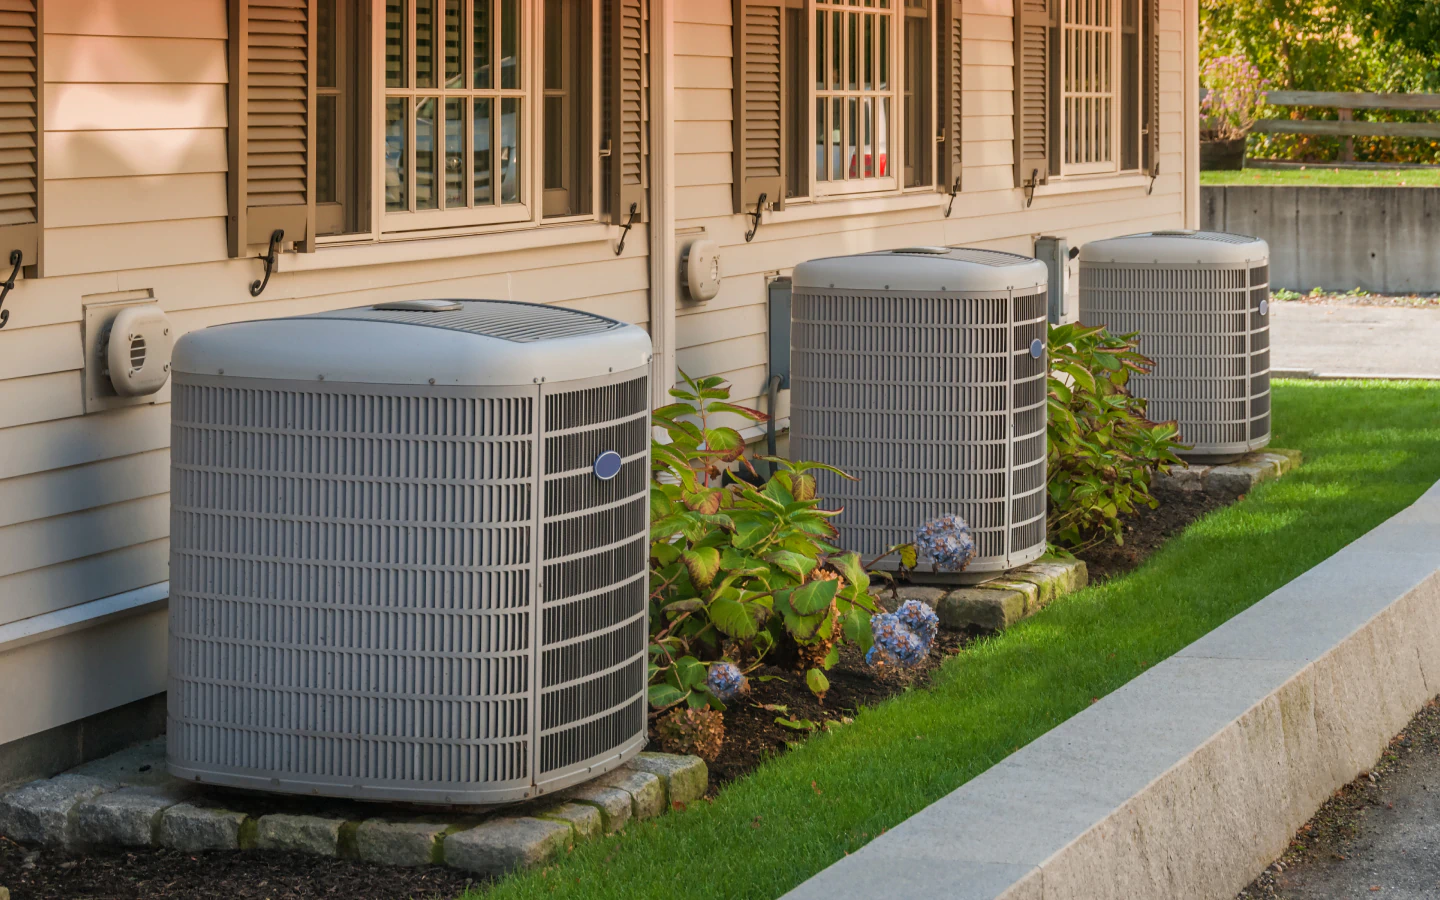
(167, 299, 653, 805)
(1079, 231, 1272, 459)
(790, 247, 1050, 578)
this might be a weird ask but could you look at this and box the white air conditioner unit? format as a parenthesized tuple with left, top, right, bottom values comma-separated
(1079, 230, 1271, 460)
(790, 247, 1051, 578)
(167, 299, 653, 805)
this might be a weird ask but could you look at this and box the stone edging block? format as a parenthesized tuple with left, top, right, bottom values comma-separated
(894, 555, 1089, 634)
(1154, 448, 1302, 497)
(0, 749, 706, 880)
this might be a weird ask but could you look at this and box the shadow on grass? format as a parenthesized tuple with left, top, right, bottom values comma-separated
(477, 380, 1440, 900)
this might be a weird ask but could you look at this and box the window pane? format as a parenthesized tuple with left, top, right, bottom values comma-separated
(879, 13, 889, 91)
(815, 10, 824, 90)
(415, 97, 438, 209)
(831, 12, 842, 89)
(416, 0, 438, 89)
(500, 97, 520, 203)
(816, 97, 826, 180)
(879, 96, 889, 176)
(385, 0, 406, 88)
(445, 0, 463, 88)
(475, 0, 491, 88)
(847, 13, 857, 90)
(385, 97, 408, 210)
(474, 97, 493, 205)
(501, 0, 519, 89)
(317, 0, 336, 88)
(847, 96, 858, 176)
(831, 97, 843, 178)
(545, 0, 562, 89)
(446, 97, 465, 207)
(863, 13, 872, 91)
(863, 97, 873, 177)
(544, 95, 562, 188)
(317, 94, 337, 203)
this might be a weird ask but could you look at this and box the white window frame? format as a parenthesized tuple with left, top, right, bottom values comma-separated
(315, 0, 598, 246)
(1059, 0, 1123, 177)
(808, 0, 903, 198)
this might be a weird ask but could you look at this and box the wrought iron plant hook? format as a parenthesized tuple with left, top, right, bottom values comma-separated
(1023, 168, 1040, 209)
(614, 202, 640, 255)
(250, 229, 284, 297)
(0, 249, 23, 329)
(944, 177, 961, 218)
(745, 192, 768, 243)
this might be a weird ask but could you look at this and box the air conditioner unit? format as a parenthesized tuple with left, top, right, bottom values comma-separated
(1078, 231, 1271, 460)
(790, 248, 1051, 578)
(167, 299, 653, 806)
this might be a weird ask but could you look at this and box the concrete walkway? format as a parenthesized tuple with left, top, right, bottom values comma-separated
(1271, 303, 1440, 379)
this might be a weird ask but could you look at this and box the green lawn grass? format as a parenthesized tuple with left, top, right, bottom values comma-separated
(474, 380, 1440, 900)
(1201, 167, 1440, 187)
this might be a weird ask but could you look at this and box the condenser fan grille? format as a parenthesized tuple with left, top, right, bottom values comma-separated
(791, 285, 1049, 573)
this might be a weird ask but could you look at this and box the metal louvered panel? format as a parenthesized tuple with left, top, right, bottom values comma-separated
(732, 0, 785, 213)
(0, 0, 39, 258)
(1078, 235, 1271, 458)
(535, 372, 650, 787)
(169, 363, 650, 806)
(792, 284, 1049, 575)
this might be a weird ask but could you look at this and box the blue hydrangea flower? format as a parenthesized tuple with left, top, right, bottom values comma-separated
(706, 662, 746, 700)
(915, 514, 976, 572)
(867, 611, 930, 668)
(896, 599, 939, 650)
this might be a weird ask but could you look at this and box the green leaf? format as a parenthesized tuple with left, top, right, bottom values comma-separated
(843, 606, 874, 652)
(709, 597, 759, 638)
(676, 657, 707, 690)
(682, 547, 722, 587)
(704, 427, 747, 462)
(766, 550, 818, 581)
(775, 717, 820, 731)
(662, 599, 703, 614)
(806, 668, 831, 696)
(732, 518, 774, 550)
(647, 684, 685, 709)
(789, 577, 839, 615)
(830, 552, 869, 593)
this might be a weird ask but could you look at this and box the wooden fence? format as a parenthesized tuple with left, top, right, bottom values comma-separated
(1205, 90, 1440, 161)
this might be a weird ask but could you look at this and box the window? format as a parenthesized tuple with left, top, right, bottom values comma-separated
(315, 0, 597, 240)
(813, 0, 897, 194)
(902, 0, 932, 189)
(1058, 0, 1142, 176)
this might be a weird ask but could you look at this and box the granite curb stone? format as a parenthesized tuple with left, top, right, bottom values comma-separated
(1153, 448, 1302, 496)
(73, 786, 189, 847)
(630, 753, 708, 807)
(355, 818, 448, 866)
(588, 768, 664, 819)
(444, 817, 572, 877)
(255, 813, 346, 857)
(0, 774, 117, 848)
(556, 781, 633, 833)
(929, 556, 1089, 633)
(157, 803, 250, 852)
(536, 802, 602, 840)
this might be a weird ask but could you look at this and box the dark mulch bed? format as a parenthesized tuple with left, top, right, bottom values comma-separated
(683, 484, 1238, 789)
(1074, 485, 1235, 582)
(0, 837, 478, 900)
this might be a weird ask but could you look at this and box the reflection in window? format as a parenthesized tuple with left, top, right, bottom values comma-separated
(816, 1, 896, 187)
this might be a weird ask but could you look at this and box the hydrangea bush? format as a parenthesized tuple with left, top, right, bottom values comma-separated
(1200, 54, 1267, 142)
(866, 599, 940, 669)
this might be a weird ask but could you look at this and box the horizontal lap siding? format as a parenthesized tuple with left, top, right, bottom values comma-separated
(674, 0, 1188, 430)
(0, 0, 651, 659)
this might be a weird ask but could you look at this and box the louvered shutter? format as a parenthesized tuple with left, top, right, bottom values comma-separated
(0, 0, 40, 265)
(1143, 0, 1160, 175)
(732, 0, 785, 215)
(606, 0, 649, 224)
(939, 0, 962, 195)
(1013, 0, 1053, 188)
(229, 0, 316, 257)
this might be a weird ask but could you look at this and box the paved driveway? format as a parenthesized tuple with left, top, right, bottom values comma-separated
(1270, 303, 1440, 379)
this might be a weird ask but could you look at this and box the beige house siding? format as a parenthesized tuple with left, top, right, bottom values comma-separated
(0, 0, 1198, 755)
(674, 0, 1187, 430)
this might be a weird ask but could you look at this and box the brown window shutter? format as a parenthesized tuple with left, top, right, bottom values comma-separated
(1013, 0, 1053, 189)
(606, 0, 649, 224)
(939, 0, 962, 195)
(0, 0, 41, 267)
(229, 0, 316, 257)
(732, 0, 785, 215)
(1143, 0, 1160, 176)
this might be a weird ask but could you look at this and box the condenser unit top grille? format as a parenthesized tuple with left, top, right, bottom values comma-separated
(307, 299, 624, 343)
(1080, 230, 1269, 266)
(172, 299, 652, 388)
(794, 247, 1049, 294)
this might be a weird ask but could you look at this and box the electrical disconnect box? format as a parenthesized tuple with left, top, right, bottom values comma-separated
(1034, 236, 1078, 325)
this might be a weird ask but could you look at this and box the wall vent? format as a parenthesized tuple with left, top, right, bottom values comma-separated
(166, 300, 652, 806)
(1079, 232, 1271, 459)
(789, 248, 1051, 576)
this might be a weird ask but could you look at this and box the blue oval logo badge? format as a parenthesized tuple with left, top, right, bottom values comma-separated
(593, 450, 623, 481)
(1030, 338, 1045, 359)
(1259, 299, 1269, 317)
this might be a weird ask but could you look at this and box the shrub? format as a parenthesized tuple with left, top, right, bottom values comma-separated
(655, 706, 725, 762)
(1047, 323, 1186, 549)
(1200, 54, 1267, 141)
(647, 372, 885, 707)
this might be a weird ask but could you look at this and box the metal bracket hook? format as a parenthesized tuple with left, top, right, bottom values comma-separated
(250, 229, 284, 297)
(745, 192, 768, 243)
(1147, 162, 1160, 196)
(0, 249, 22, 329)
(614, 203, 640, 255)
(944, 178, 961, 218)
(1023, 169, 1040, 209)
